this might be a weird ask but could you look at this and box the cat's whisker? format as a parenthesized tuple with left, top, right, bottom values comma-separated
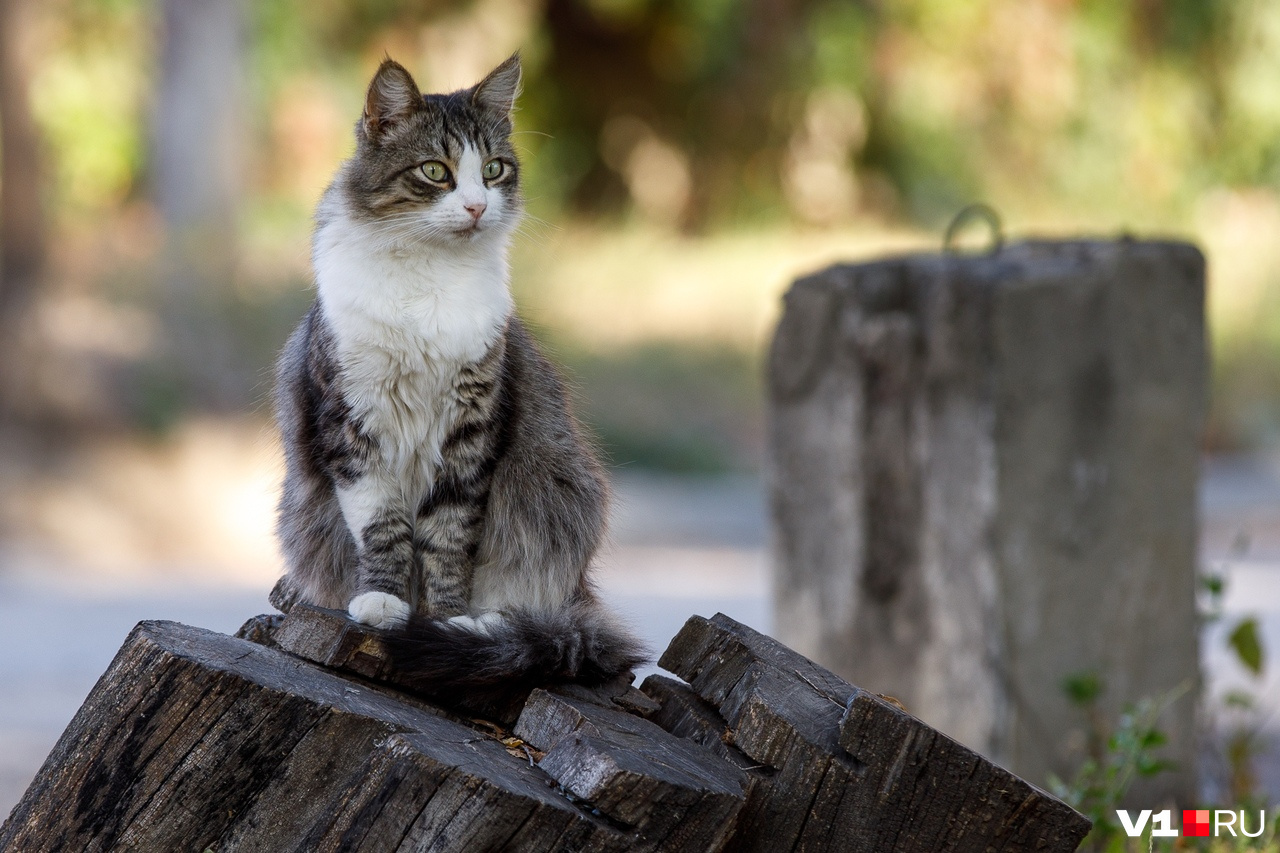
(513, 226, 555, 247)
(361, 216, 460, 250)
(520, 213, 561, 234)
(513, 216, 562, 245)
(519, 220, 560, 240)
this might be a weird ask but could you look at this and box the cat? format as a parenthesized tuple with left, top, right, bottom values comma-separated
(271, 54, 647, 697)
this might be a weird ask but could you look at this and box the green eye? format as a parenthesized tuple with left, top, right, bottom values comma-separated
(483, 159, 504, 180)
(421, 161, 449, 183)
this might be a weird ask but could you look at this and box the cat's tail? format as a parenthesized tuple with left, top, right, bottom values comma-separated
(379, 602, 650, 698)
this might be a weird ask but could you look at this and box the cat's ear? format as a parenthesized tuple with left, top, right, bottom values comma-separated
(472, 53, 522, 119)
(362, 59, 422, 141)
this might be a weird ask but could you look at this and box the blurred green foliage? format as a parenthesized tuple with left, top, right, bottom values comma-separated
(36, 0, 1280, 229)
(17, 0, 1280, 464)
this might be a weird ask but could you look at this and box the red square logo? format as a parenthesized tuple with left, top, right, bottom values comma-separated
(1183, 810, 1211, 837)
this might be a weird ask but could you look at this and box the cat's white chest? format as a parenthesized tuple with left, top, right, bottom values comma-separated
(343, 341, 459, 483)
(314, 220, 512, 491)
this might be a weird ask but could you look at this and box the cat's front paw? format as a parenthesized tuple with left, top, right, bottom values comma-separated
(348, 591, 411, 629)
(446, 611, 505, 636)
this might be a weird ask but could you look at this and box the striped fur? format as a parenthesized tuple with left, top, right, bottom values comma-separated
(273, 55, 647, 694)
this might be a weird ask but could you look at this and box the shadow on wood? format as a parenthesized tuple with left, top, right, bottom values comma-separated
(0, 606, 1090, 851)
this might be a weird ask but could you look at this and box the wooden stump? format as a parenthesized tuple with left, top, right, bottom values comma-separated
(768, 240, 1204, 803)
(0, 609, 1090, 852)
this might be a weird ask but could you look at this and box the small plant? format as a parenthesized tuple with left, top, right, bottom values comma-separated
(1048, 676, 1181, 850)
(1048, 550, 1278, 852)
(1201, 539, 1271, 807)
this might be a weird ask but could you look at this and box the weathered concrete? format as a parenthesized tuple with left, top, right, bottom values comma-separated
(768, 239, 1205, 804)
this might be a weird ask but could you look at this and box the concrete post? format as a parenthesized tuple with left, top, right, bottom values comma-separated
(768, 240, 1205, 804)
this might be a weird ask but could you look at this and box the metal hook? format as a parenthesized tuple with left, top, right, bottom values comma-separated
(943, 203, 1004, 256)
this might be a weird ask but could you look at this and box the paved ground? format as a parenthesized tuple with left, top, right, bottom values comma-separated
(1, 461, 1278, 817)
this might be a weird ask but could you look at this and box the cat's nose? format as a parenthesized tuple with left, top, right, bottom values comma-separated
(464, 201, 487, 222)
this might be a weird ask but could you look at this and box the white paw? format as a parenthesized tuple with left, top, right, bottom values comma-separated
(447, 611, 504, 636)
(348, 591, 411, 629)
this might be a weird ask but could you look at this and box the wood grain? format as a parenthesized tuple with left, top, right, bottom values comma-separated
(654, 613, 1092, 852)
(1, 611, 1089, 852)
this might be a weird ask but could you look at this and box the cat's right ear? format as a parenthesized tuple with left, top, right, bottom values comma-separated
(362, 59, 422, 142)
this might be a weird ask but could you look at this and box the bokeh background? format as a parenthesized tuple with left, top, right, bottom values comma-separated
(2, 0, 1280, 820)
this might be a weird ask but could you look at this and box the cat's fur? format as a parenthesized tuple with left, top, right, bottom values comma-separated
(272, 55, 647, 695)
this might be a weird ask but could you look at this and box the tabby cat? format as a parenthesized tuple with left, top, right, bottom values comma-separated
(272, 54, 646, 694)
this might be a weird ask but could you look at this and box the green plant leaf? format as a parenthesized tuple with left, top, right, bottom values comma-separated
(1228, 618, 1265, 676)
(1136, 757, 1176, 777)
(1223, 689, 1256, 710)
(1062, 671, 1104, 706)
(1139, 729, 1167, 749)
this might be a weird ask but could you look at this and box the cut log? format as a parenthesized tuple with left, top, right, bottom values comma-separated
(515, 688, 749, 852)
(650, 613, 1093, 852)
(271, 602, 395, 680)
(0, 621, 635, 852)
(1, 610, 1089, 852)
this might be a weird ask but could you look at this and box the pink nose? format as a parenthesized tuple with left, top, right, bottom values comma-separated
(464, 202, 486, 222)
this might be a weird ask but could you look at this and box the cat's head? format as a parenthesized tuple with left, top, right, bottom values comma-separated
(334, 55, 523, 247)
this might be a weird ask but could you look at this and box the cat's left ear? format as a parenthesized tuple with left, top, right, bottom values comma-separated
(472, 53, 522, 119)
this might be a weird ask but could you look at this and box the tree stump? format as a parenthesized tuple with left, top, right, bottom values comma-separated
(0, 608, 1090, 851)
(768, 239, 1204, 804)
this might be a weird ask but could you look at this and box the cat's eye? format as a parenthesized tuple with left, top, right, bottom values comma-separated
(483, 159, 504, 180)
(420, 161, 450, 183)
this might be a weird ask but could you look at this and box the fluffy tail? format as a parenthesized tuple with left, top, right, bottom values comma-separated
(380, 602, 649, 701)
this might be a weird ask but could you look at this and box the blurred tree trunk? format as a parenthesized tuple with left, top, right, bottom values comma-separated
(150, 0, 246, 414)
(540, 0, 662, 216)
(0, 0, 48, 419)
(541, 0, 818, 230)
(688, 0, 816, 227)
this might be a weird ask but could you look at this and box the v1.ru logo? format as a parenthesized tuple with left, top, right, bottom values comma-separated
(1116, 809, 1265, 838)
(1182, 810, 1211, 837)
